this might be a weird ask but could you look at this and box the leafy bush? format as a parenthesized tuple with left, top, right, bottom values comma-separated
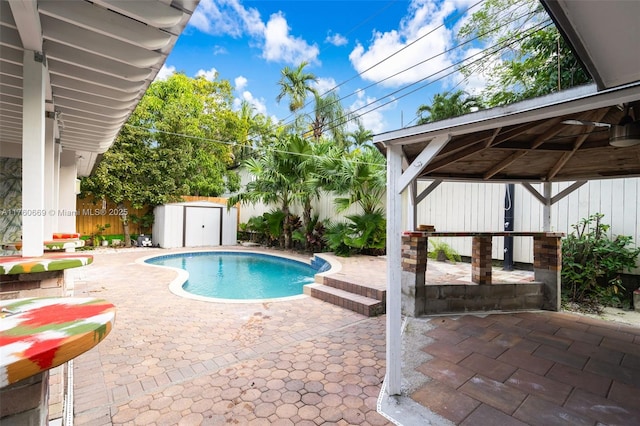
(323, 210, 386, 256)
(428, 239, 461, 263)
(245, 211, 286, 246)
(292, 214, 326, 252)
(562, 213, 640, 307)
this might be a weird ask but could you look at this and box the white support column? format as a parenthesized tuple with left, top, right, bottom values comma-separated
(53, 140, 61, 231)
(542, 182, 552, 232)
(58, 151, 78, 233)
(44, 116, 55, 239)
(386, 143, 403, 396)
(21, 50, 46, 257)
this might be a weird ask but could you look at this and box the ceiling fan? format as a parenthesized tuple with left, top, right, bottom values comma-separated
(562, 103, 640, 147)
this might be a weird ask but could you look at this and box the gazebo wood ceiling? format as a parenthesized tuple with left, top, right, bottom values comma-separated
(376, 84, 640, 183)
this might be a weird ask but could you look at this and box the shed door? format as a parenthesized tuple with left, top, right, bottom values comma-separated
(184, 207, 221, 247)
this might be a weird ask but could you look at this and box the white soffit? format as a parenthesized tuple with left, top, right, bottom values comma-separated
(0, 0, 199, 175)
(543, 0, 640, 90)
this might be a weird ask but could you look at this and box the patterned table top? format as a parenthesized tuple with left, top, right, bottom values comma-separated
(0, 297, 115, 387)
(0, 253, 93, 275)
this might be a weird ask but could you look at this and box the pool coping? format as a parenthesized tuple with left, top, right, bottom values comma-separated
(135, 248, 342, 304)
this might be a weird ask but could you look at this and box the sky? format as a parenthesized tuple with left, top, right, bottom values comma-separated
(159, 0, 486, 135)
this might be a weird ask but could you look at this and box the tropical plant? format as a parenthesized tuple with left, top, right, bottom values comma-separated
(317, 146, 387, 256)
(228, 134, 313, 249)
(324, 211, 386, 256)
(428, 239, 461, 263)
(292, 214, 326, 252)
(416, 90, 482, 124)
(562, 213, 640, 308)
(276, 61, 317, 113)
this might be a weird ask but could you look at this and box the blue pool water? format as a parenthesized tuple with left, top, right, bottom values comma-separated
(146, 252, 318, 300)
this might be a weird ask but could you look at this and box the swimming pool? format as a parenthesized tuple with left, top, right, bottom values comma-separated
(145, 251, 322, 301)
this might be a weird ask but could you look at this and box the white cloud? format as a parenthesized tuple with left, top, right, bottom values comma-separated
(196, 67, 219, 81)
(190, 0, 319, 65)
(155, 64, 176, 81)
(233, 91, 267, 115)
(312, 77, 338, 96)
(325, 31, 348, 46)
(235, 76, 248, 91)
(190, 0, 264, 37)
(348, 89, 394, 134)
(262, 13, 319, 64)
(349, 0, 458, 88)
(213, 45, 228, 55)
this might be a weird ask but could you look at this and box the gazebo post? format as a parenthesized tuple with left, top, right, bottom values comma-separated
(385, 143, 403, 396)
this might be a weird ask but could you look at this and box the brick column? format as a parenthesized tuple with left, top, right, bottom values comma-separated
(534, 236, 562, 311)
(472, 236, 492, 285)
(401, 235, 428, 316)
(0, 371, 49, 424)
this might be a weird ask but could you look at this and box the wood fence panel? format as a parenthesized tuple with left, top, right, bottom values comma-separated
(75, 197, 150, 237)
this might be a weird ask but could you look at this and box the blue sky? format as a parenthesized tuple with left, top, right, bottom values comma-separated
(159, 0, 485, 134)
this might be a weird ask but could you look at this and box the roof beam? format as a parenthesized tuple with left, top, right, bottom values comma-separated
(8, 0, 42, 51)
(423, 128, 501, 174)
(92, 0, 184, 28)
(398, 135, 450, 193)
(39, 1, 173, 50)
(41, 15, 163, 68)
(546, 109, 610, 180)
(483, 151, 529, 180)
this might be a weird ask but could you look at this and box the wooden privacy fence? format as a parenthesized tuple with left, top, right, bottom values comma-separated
(76, 196, 237, 237)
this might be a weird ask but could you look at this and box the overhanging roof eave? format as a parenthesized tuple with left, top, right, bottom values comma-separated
(374, 82, 640, 147)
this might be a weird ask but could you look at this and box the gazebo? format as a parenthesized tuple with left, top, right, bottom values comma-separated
(374, 0, 640, 396)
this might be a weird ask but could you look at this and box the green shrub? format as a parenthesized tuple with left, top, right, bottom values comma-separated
(323, 210, 386, 256)
(562, 213, 640, 307)
(428, 239, 461, 263)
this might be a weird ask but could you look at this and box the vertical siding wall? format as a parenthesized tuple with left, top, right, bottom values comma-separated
(234, 169, 639, 273)
(416, 178, 640, 273)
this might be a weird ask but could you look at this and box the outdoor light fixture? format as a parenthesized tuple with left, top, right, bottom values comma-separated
(609, 116, 640, 147)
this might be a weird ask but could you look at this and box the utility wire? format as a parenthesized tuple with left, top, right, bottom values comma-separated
(281, 2, 539, 130)
(315, 20, 553, 136)
(123, 123, 387, 168)
(278, 0, 487, 125)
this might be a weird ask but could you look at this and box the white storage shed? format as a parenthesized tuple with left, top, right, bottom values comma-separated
(152, 201, 238, 248)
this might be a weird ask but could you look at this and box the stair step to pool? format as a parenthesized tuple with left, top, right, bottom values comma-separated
(320, 275, 386, 302)
(305, 283, 384, 317)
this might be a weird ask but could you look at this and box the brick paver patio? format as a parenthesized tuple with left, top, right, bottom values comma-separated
(69, 247, 640, 425)
(71, 248, 390, 425)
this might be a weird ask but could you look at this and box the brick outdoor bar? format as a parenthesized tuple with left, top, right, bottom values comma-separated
(401, 231, 564, 316)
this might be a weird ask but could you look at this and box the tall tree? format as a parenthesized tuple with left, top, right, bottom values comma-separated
(457, 0, 590, 106)
(416, 90, 482, 124)
(82, 73, 240, 246)
(228, 133, 313, 249)
(308, 91, 352, 145)
(276, 61, 318, 113)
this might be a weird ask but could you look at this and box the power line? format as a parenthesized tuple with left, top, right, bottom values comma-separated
(278, 0, 487, 125)
(123, 123, 387, 168)
(280, 0, 539, 131)
(317, 20, 554, 136)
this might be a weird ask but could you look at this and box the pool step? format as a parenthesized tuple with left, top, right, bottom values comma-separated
(305, 283, 384, 317)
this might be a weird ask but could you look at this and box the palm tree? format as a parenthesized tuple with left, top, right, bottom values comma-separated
(276, 61, 318, 113)
(228, 133, 317, 249)
(307, 91, 355, 144)
(416, 90, 482, 124)
(347, 124, 373, 150)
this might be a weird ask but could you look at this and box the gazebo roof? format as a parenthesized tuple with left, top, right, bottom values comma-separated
(374, 0, 640, 183)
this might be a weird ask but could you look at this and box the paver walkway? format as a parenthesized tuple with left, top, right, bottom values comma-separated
(404, 311, 640, 425)
(70, 247, 640, 425)
(71, 248, 390, 425)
